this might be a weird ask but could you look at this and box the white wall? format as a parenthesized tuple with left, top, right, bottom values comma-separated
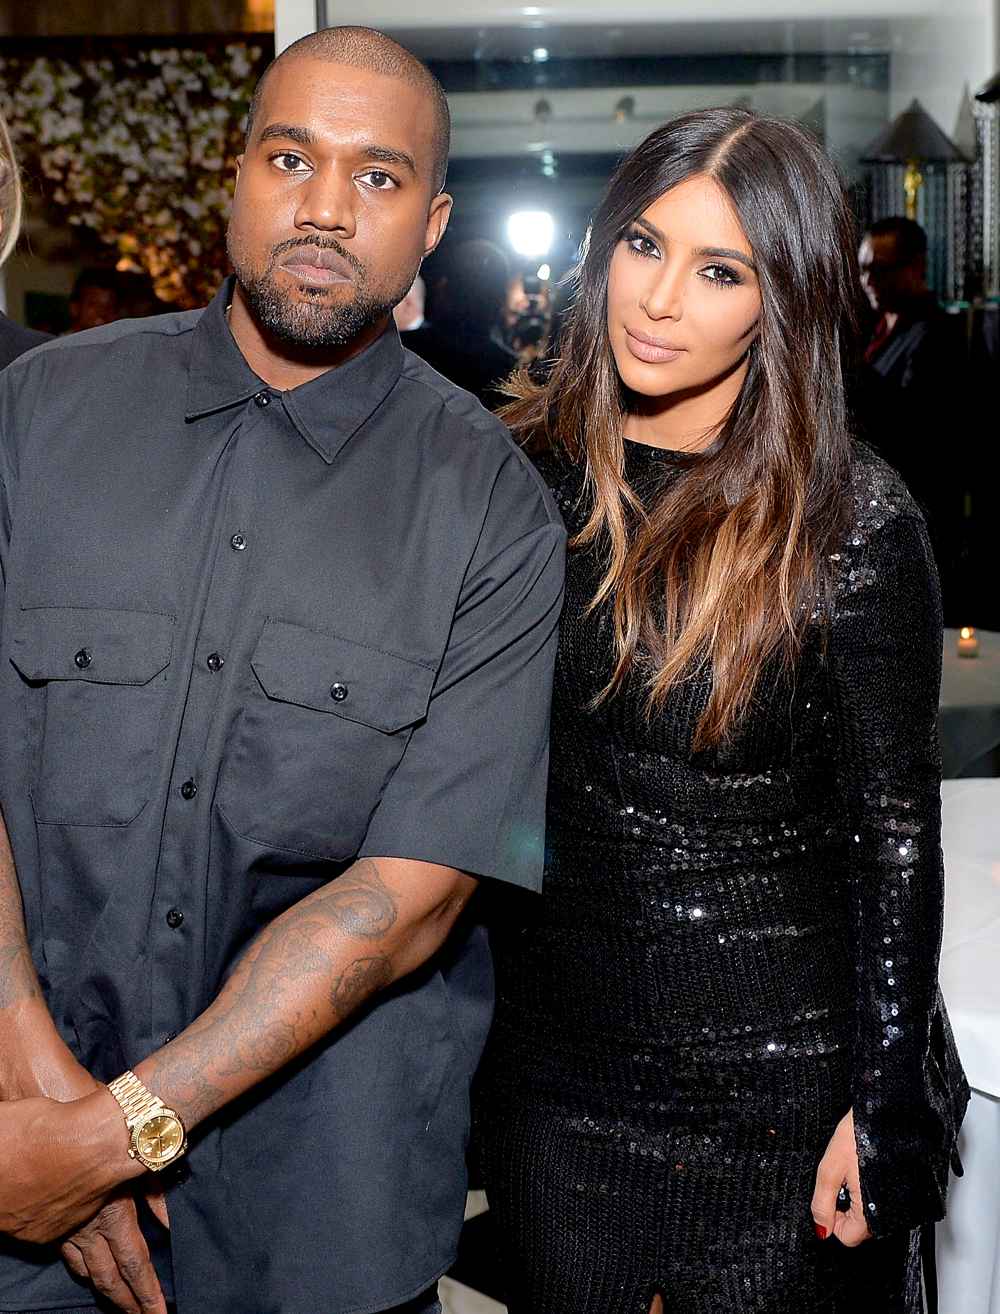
(275, 0, 313, 54)
(889, 0, 997, 143)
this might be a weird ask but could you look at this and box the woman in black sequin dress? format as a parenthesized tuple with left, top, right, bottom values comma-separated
(475, 109, 967, 1314)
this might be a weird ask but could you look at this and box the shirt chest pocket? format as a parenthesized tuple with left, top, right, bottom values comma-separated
(217, 620, 435, 860)
(9, 606, 174, 827)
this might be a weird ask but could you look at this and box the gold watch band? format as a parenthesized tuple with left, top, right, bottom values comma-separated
(107, 1070, 165, 1129)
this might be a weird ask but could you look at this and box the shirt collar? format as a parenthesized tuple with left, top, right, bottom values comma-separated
(185, 276, 405, 464)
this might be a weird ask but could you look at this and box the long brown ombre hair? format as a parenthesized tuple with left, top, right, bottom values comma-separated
(502, 107, 858, 750)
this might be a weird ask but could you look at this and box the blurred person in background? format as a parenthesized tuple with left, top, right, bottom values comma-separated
(406, 238, 518, 408)
(393, 272, 425, 331)
(503, 269, 553, 364)
(543, 275, 575, 364)
(523, 275, 575, 384)
(0, 111, 51, 368)
(855, 217, 970, 617)
(67, 267, 125, 332)
(859, 217, 955, 378)
(115, 270, 164, 320)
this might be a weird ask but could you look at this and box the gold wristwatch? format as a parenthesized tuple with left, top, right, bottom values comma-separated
(107, 1070, 188, 1172)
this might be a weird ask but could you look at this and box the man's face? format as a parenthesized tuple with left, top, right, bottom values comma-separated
(227, 58, 451, 350)
(71, 286, 120, 332)
(858, 233, 924, 314)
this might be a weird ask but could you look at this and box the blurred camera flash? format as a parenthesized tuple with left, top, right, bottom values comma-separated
(508, 211, 555, 258)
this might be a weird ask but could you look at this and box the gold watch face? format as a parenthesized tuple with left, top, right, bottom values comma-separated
(135, 1113, 185, 1166)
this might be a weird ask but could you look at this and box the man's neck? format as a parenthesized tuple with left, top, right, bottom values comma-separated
(227, 284, 389, 392)
(885, 288, 935, 330)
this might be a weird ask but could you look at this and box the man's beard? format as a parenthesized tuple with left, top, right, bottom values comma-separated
(228, 236, 403, 349)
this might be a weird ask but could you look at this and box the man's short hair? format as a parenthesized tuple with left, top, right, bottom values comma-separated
(867, 216, 928, 265)
(245, 26, 451, 194)
(71, 267, 122, 302)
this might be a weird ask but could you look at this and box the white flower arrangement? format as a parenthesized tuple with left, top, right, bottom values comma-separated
(0, 41, 267, 307)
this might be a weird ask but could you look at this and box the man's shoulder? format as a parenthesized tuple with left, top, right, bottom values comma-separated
(0, 307, 203, 391)
(897, 298, 960, 351)
(396, 346, 561, 528)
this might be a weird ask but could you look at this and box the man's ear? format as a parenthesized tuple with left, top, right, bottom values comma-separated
(424, 192, 453, 259)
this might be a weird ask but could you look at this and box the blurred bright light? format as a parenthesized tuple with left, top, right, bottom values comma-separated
(532, 47, 550, 61)
(537, 263, 551, 280)
(507, 211, 555, 259)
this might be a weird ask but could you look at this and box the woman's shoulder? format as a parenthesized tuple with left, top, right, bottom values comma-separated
(823, 442, 937, 620)
(842, 440, 927, 546)
(528, 443, 588, 526)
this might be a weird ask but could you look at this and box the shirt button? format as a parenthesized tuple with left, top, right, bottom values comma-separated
(253, 390, 271, 407)
(166, 908, 184, 929)
(74, 648, 93, 670)
(180, 779, 198, 800)
(330, 682, 349, 702)
(206, 652, 225, 672)
(230, 532, 248, 551)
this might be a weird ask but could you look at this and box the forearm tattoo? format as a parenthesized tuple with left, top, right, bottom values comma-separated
(330, 956, 393, 1016)
(140, 859, 400, 1125)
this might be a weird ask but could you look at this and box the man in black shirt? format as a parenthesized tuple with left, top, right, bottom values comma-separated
(859, 216, 963, 397)
(0, 27, 563, 1314)
(856, 216, 969, 615)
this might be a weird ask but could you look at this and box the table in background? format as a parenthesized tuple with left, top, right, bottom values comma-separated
(939, 629, 1000, 778)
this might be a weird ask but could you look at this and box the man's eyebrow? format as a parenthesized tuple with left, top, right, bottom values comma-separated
(634, 216, 757, 272)
(358, 144, 417, 175)
(258, 123, 316, 147)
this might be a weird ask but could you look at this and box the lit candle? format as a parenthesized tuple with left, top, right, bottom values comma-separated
(957, 626, 980, 658)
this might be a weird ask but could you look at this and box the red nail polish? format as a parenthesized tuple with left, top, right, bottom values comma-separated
(814, 1224, 828, 1240)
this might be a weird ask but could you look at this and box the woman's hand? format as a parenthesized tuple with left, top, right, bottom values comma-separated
(811, 1108, 873, 1247)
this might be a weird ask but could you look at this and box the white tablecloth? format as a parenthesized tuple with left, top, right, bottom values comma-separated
(936, 1092, 1000, 1314)
(936, 779, 1000, 1312)
(938, 780, 1000, 1097)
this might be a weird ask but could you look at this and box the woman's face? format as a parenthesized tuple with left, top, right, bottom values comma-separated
(606, 174, 761, 402)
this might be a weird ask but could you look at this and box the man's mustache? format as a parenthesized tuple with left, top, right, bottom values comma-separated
(269, 236, 365, 279)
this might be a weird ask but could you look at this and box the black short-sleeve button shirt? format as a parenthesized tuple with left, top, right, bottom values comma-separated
(0, 279, 565, 1314)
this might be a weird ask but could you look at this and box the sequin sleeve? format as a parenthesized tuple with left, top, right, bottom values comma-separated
(827, 487, 968, 1237)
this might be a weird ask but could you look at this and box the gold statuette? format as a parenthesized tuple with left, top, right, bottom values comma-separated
(107, 1070, 188, 1172)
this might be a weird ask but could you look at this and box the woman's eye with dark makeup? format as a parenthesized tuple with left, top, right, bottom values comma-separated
(702, 263, 742, 287)
(625, 228, 659, 259)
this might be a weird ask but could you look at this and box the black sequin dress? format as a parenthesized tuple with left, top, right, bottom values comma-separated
(475, 440, 968, 1314)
